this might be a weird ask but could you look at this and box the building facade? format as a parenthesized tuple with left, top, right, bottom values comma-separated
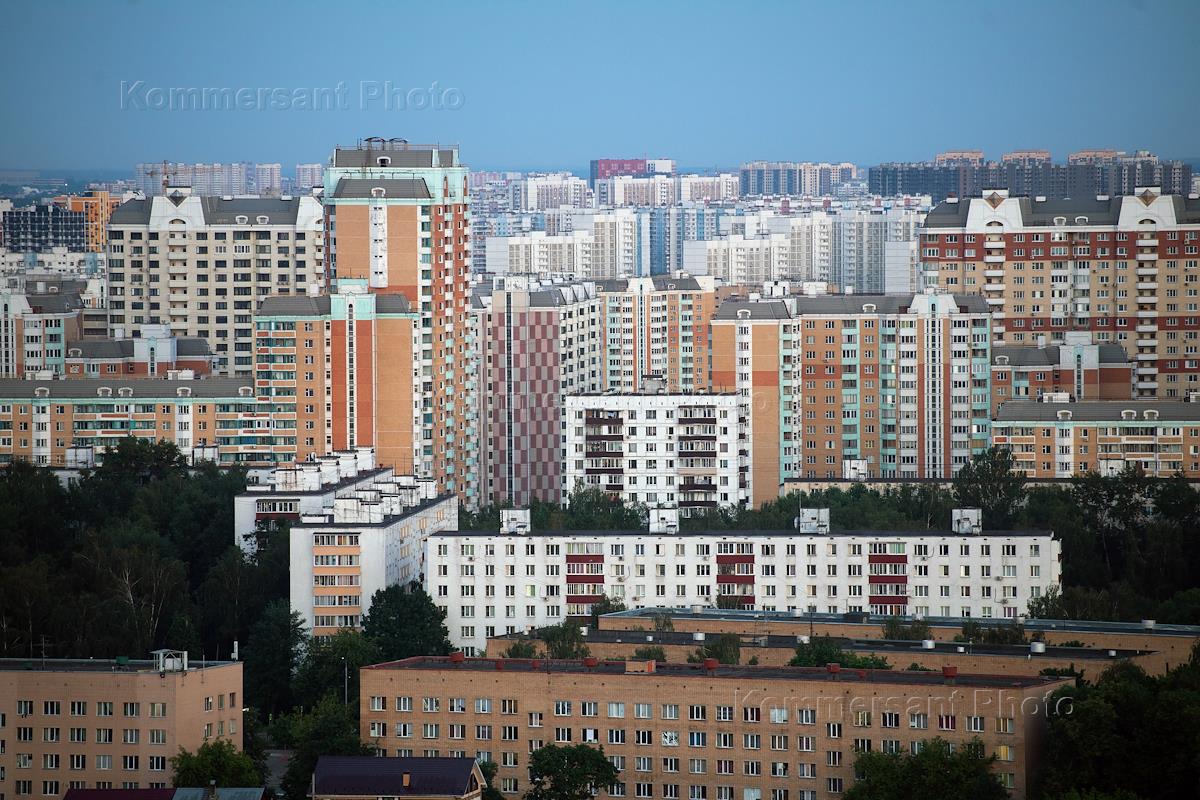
(472, 276, 604, 507)
(106, 189, 325, 374)
(0, 652, 242, 799)
(992, 399, 1200, 478)
(920, 188, 1200, 398)
(360, 656, 1066, 799)
(990, 338, 1133, 414)
(1, 205, 88, 253)
(711, 292, 993, 507)
(321, 140, 477, 505)
(426, 511, 1061, 654)
(562, 393, 746, 511)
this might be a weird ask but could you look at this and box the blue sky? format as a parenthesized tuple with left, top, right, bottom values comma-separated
(3, 0, 1198, 172)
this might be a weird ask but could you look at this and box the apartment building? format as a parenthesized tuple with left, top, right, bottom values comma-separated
(562, 394, 746, 512)
(920, 188, 1200, 398)
(484, 231, 591, 277)
(711, 291, 992, 506)
(739, 161, 858, 197)
(990, 337, 1133, 414)
(106, 188, 325, 374)
(322, 140, 476, 505)
(682, 234, 789, 285)
(992, 399, 1200, 478)
(0, 290, 84, 377)
(253, 164, 282, 197)
(52, 193, 122, 253)
(427, 508, 1060, 653)
(594, 175, 678, 208)
(472, 275, 604, 507)
(595, 276, 718, 393)
(0, 651, 242, 799)
(573, 211, 650, 279)
(311, 755, 485, 800)
(0, 248, 106, 278)
(288, 469, 457, 638)
(253, 290, 421, 470)
(589, 158, 674, 187)
(62, 326, 215, 379)
(295, 164, 325, 193)
(1, 205, 88, 253)
(508, 173, 590, 212)
(676, 174, 740, 203)
(646, 206, 725, 275)
(0, 377, 276, 468)
(233, 448, 386, 552)
(133, 162, 254, 197)
(360, 656, 1067, 799)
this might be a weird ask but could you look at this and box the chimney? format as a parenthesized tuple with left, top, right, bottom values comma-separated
(402, 771, 411, 788)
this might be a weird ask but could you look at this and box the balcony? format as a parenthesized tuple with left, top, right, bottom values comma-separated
(1136, 252, 1158, 261)
(1136, 380, 1159, 389)
(1136, 352, 1158, 361)
(984, 253, 1006, 263)
(1137, 282, 1159, 290)
(1136, 338, 1158, 347)
(985, 297, 1004, 306)
(984, 240, 1005, 249)
(1136, 324, 1158, 333)
(1137, 237, 1158, 247)
(1136, 310, 1159, 318)
(983, 269, 1006, 278)
(1136, 267, 1158, 276)
(982, 283, 1005, 292)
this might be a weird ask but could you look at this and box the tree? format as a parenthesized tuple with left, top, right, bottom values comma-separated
(687, 633, 741, 665)
(243, 600, 305, 719)
(957, 620, 1026, 645)
(952, 446, 1025, 529)
(477, 760, 504, 800)
(589, 595, 626, 626)
(500, 639, 540, 659)
(650, 612, 674, 632)
(880, 617, 931, 641)
(361, 582, 452, 660)
(540, 622, 590, 660)
(844, 737, 1006, 800)
(788, 637, 890, 669)
(170, 739, 261, 787)
(525, 744, 620, 800)
(716, 594, 747, 610)
(292, 629, 382, 711)
(277, 695, 370, 800)
(632, 645, 666, 661)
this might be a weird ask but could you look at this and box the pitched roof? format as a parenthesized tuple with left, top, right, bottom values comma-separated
(312, 756, 478, 797)
(992, 344, 1130, 367)
(994, 400, 1200, 422)
(330, 178, 432, 200)
(256, 295, 332, 317)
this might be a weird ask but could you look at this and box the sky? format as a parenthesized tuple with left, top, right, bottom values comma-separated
(3, 0, 1199, 173)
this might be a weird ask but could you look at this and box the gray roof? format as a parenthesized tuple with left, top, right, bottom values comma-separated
(992, 344, 1129, 367)
(994, 400, 1200, 422)
(0, 378, 252, 399)
(924, 193, 1200, 229)
(713, 294, 988, 320)
(331, 178, 432, 200)
(594, 276, 705, 292)
(64, 338, 212, 359)
(311, 755, 477, 797)
(713, 299, 792, 320)
(256, 294, 411, 317)
(332, 146, 458, 169)
(439, 527, 1050, 539)
(110, 196, 306, 226)
(26, 292, 84, 315)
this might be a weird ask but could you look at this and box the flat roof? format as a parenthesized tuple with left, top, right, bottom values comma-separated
(433, 527, 1052, 539)
(602, 608, 1200, 637)
(488, 629, 1148, 662)
(0, 658, 238, 674)
(367, 655, 1061, 690)
(238, 466, 392, 498)
(291, 493, 454, 529)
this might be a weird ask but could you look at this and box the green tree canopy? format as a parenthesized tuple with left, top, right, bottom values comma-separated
(589, 595, 626, 626)
(539, 622, 590, 660)
(686, 633, 741, 665)
(788, 636, 890, 669)
(243, 600, 305, 719)
(276, 695, 370, 800)
(844, 737, 1006, 800)
(952, 446, 1026, 529)
(291, 629, 381, 711)
(170, 739, 261, 787)
(361, 582, 452, 660)
(632, 645, 666, 661)
(525, 744, 620, 800)
(500, 639, 540, 659)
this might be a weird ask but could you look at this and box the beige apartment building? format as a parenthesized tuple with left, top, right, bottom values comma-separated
(360, 656, 1068, 799)
(106, 189, 325, 375)
(0, 652, 242, 799)
(920, 188, 1200, 398)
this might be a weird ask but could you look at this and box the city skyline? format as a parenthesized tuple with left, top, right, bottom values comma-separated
(4, 0, 1199, 172)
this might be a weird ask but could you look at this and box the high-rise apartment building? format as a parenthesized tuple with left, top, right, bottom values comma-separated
(675, 174, 740, 203)
(588, 158, 673, 187)
(990, 338, 1134, 414)
(321, 140, 477, 504)
(51, 192, 122, 253)
(360, 656, 1066, 799)
(106, 189, 325, 374)
(1, 205, 88, 252)
(253, 164, 283, 197)
(992, 399, 1200, 478)
(0, 290, 85, 377)
(0, 652, 243, 800)
(134, 162, 254, 197)
(484, 231, 591, 277)
(472, 275, 604, 507)
(562, 392, 746, 511)
(738, 161, 857, 197)
(593, 175, 677, 207)
(253, 291, 421, 469)
(595, 275, 719, 393)
(920, 188, 1200, 398)
(508, 173, 590, 211)
(711, 291, 992, 505)
(295, 163, 325, 193)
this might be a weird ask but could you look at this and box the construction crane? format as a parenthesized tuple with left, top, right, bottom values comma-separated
(139, 160, 178, 195)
